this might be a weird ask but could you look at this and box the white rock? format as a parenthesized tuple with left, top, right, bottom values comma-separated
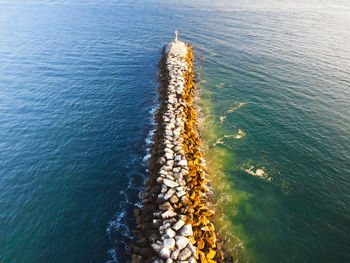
(178, 159, 187, 167)
(173, 127, 181, 134)
(165, 130, 173, 137)
(165, 153, 174, 160)
(163, 165, 172, 171)
(164, 147, 173, 154)
(163, 179, 179, 188)
(171, 250, 180, 260)
(172, 219, 185, 231)
(176, 191, 186, 198)
(172, 167, 181, 173)
(159, 170, 168, 176)
(188, 256, 197, 263)
(166, 123, 175, 130)
(162, 210, 177, 219)
(164, 188, 176, 200)
(166, 160, 174, 167)
(187, 243, 197, 258)
(177, 179, 186, 186)
(178, 247, 192, 260)
(173, 173, 181, 179)
(179, 224, 193, 236)
(174, 155, 182, 162)
(165, 175, 175, 181)
(160, 247, 171, 259)
(160, 223, 172, 232)
(164, 139, 172, 145)
(165, 228, 176, 238)
(174, 146, 182, 152)
(175, 236, 189, 250)
(163, 238, 175, 249)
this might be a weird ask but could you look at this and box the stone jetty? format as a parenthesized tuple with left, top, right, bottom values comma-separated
(131, 35, 225, 263)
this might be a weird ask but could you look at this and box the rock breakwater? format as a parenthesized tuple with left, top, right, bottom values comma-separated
(131, 38, 225, 263)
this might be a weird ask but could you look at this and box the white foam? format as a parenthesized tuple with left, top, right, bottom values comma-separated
(220, 102, 247, 122)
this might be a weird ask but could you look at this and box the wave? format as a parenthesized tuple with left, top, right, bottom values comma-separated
(213, 129, 246, 147)
(106, 174, 144, 263)
(240, 160, 277, 183)
(220, 102, 247, 122)
(106, 100, 159, 262)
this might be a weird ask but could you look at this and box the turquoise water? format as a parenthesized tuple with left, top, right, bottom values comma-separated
(0, 0, 349, 262)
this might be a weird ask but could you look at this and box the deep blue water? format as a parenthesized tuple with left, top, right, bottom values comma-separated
(0, 1, 349, 262)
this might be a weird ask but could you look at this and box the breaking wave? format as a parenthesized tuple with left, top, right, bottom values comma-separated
(106, 100, 159, 262)
(220, 102, 247, 122)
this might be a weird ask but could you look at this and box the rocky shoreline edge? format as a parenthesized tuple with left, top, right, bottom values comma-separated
(131, 39, 227, 263)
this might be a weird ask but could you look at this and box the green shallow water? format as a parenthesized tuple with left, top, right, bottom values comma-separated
(195, 7, 350, 259)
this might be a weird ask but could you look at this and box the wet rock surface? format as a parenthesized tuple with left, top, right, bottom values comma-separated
(131, 38, 226, 262)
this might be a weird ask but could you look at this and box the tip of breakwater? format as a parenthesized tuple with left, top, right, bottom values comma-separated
(130, 34, 230, 263)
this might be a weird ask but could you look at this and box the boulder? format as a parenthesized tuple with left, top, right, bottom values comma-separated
(169, 194, 179, 204)
(174, 155, 182, 162)
(172, 219, 185, 231)
(166, 160, 174, 167)
(175, 236, 189, 250)
(179, 224, 193, 236)
(187, 243, 197, 258)
(160, 247, 171, 259)
(162, 210, 177, 219)
(163, 238, 175, 249)
(170, 250, 180, 260)
(164, 147, 173, 154)
(172, 167, 181, 173)
(164, 188, 176, 200)
(159, 202, 173, 211)
(177, 159, 187, 167)
(176, 191, 186, 198)
(159, 223, 172, 233)
(163, 179, 179, 188)
(163, 165, 172, 172)
(178, 247, 192, 261)
(165, 153, 174, 160)
(165, 228, 176, 238)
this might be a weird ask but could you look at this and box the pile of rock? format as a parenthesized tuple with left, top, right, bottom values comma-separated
(131, 39, 224, 263)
